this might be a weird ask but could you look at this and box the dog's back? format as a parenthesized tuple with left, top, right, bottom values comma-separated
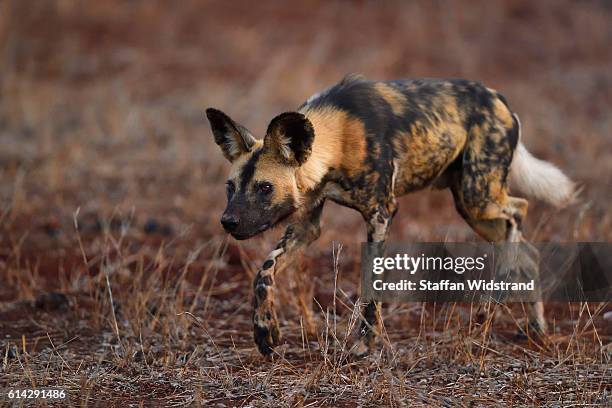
(299, 74, 517, 196)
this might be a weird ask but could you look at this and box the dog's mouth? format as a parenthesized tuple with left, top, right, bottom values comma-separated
(228, 208, 296, 241)
(230, 223, 271, 240)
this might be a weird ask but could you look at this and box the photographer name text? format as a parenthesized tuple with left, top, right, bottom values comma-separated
(372, 279, 535, 292)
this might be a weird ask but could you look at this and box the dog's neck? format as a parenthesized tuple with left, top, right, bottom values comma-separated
(295, 107, 346, 194)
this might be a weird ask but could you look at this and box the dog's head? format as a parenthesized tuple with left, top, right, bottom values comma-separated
(206, 108, 315, 240)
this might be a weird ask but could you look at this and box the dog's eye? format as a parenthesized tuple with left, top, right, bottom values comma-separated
(226, 180, 235, 197)
(258, 182, 273, 195)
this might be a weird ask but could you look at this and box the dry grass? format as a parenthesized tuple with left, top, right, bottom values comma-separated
(0, 227, 609, 406)
(0, 0, 610, 406)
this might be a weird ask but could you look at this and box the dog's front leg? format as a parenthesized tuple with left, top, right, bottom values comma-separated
(252, 250, 283, 355)
(354, 201, 397, 356)
(252, 205, 323, 355)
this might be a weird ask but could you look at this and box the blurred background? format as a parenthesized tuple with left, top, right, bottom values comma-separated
(0, 1, 610, 404)
(0, 0, 611, 292)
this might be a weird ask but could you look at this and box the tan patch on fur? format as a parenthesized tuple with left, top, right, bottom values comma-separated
(485, 87, 512, 128)
(252, 154, 300, 204)
(486, 174, 506, 204)
(296, 107, 367, 190)
(341, 116, 368, 177)
(373, 82, 406, 116)
(439, 94, 461, 122)
(403, 93, 467, 182)
(392, 118, 467, 195)
(492, 97, 513, 128)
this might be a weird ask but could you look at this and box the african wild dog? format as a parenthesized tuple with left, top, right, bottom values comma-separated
(206, 74, 575, 356)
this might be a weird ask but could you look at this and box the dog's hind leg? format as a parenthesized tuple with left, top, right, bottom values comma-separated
(252, 203, 324, 355)
(452, 184, 547, 335)
(452, 111, 547, 336)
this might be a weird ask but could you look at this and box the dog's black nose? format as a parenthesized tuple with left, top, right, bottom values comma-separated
(221, 214, 240, 232)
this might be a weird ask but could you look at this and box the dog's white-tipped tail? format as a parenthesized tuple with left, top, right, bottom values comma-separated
(509, 115, 576, 208)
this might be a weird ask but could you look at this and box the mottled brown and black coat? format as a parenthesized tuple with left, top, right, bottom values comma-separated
(206, 74, 575, 356)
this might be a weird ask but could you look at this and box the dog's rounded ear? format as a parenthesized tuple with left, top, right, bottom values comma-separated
(206, 108, 257, 162)
(264, 112, 314, 166)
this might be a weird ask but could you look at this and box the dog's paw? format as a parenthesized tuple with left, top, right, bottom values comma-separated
(253, 312, 281, 355)
(515, 320, 547, 341)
